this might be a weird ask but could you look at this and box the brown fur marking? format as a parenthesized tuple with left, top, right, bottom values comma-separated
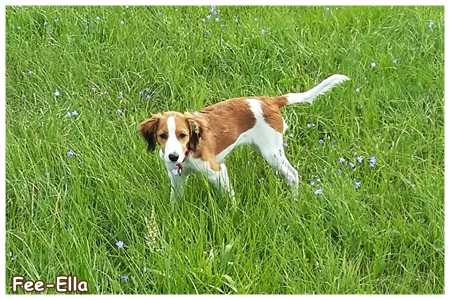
(198, 97, 257, 156)
(258, 96, 288, 133)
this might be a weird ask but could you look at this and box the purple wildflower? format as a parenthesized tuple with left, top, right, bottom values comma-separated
(339, 157, 346, 163)
(288, 133, 294, 138)
(261, 29, 266, 34)
(54, 90, 60, 97)
(337, 169, 342, 175)
(67, 150, 74, 157)
(117, 109, 122, 115)
(310, 180, 315, 185)
(314, 188, 323, 195)
(410, 184, 415, 189)
(356, 156, 363, 163)
(369, 156, 376, 168)
(283, 141, 288, 147)
(393, 59, 398, 64)
(319, 139, 324, 144)
(307, 123, 315, 128)
(170, 168, 179, 176)
(116, 241, 124, 248)
(120, 275, 128, 281)
(349, 162, 355, 169)
(354, 181, 361, 189)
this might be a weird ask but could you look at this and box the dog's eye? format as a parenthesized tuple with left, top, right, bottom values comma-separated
(179, 133, 187, 139)
(159, 133, 168, 140)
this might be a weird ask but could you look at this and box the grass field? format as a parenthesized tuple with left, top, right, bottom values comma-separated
(5, 5, 444, 294)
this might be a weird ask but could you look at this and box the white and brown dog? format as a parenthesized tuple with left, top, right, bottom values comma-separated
(139, 74, 349, 203)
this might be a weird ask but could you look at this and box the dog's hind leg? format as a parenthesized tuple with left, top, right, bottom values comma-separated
(254, 129, 299, 197)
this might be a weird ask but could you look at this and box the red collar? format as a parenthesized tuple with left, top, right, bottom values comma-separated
(176, 148, 191, 170)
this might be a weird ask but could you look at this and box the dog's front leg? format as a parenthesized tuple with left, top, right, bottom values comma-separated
(206, 163, 236, 204)
(166, 167, 187, 203)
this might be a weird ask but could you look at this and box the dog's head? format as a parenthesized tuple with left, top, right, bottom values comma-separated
(138, 112, 205, 164)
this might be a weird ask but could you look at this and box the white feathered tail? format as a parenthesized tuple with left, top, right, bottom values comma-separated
(285, 74, 349, 105)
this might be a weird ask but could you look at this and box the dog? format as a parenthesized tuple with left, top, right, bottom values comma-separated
(139, 74, 349, 203)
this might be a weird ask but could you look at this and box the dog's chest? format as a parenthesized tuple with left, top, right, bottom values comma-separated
(179, 156, 212, 175)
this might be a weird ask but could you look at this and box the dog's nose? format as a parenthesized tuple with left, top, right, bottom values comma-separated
(168, 153, 179, 162)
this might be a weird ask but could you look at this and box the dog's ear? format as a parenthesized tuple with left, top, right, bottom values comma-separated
(138, 114, 162, 152)
(186, 116, 207, 152)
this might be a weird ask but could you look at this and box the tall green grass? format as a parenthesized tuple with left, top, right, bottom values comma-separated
(5, 5, 444, 294)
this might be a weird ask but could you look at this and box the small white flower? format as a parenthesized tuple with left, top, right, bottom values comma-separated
(393, 58, 398, 64)
(370, 62, 376, 68)
(429, 21, 434, 28)
(355, 87, 361, 93)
